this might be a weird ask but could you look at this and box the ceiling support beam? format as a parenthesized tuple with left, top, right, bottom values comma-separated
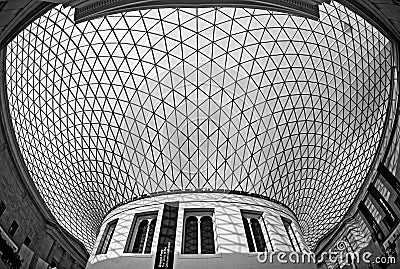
(64, 0, 330, 23)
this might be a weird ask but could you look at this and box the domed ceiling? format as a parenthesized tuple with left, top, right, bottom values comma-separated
(5, 1, 393, 249)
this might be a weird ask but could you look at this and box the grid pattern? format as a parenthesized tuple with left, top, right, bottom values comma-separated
(5, 2, 392, 250)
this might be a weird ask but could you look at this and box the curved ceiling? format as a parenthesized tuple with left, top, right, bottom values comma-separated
(5, 1, 393, 249)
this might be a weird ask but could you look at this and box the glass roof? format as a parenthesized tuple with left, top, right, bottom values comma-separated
(5, 1, 392, 250)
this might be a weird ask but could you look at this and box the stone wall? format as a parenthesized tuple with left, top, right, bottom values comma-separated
(0, 46, 88, 269)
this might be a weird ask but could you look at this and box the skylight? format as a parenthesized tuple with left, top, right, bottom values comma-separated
(5, 2, 392, 249)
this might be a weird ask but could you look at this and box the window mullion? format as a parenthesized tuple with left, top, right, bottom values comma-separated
(247, 217, 257, 251)
(289, 224, 301, 252)
(197, 217, 201, 254)
(142, 218, 151, 254)
(261, 216, 273, 252)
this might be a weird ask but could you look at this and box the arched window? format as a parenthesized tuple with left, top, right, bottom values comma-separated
(242, 217, 255, 252)
(281, 217, 301, 252)
(96, 219, 118, 254)
(241, 211, 272, 253)
(183, 210, 216, 254)
(183, 216, 198, 254)
(145, 218, 157, 253)
(125, 212, 158, 254)
(200, 216, 215, 254)
(132, 220, 149, 253)
(250, 218, 266, 252)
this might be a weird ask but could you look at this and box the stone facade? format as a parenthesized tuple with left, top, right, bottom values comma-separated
(0, 140, 88, 269)
(0, 41, 88, 269)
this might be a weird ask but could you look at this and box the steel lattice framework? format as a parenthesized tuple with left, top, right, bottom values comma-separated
(5, 2, 392, 250)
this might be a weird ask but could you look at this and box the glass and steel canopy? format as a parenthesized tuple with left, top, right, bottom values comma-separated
(5, 1, 393, 250)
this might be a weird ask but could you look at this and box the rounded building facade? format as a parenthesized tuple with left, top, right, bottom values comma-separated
(87, 192, 310, 269)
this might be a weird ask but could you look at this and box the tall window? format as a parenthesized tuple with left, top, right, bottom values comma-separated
(281, 217, 301, 252)
(24, 236, 31, 247)
(8, 220, 19, 237)
(365, 198, 382, 223)
(375, 178, 390, 201)
(242, 211, 272, 252)
(125, 212, 158, 254)
(183, 210, 215, 254)
(96, 219, 118, 255)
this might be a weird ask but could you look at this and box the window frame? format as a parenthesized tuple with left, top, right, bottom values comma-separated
(124, 211, 158, 254)
(241, 210, 273, 253)
(96, 219, 118, 255)
(24, 236, 31, 247)
(365, 197, 382, 223)
(281, 216, 301, 252)
(8, 220, 19, 237)
(182, 209, 216, 255)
